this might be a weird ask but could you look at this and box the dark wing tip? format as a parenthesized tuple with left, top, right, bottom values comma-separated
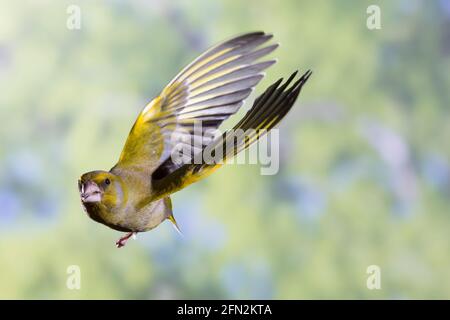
(286, 70, 299, 85)
(302, 69, 313, 82)
(286, 69, 312, 101)
(230, 31, 267, 43)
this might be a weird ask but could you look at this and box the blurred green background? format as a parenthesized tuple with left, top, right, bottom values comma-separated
(0, 0, 449, 299)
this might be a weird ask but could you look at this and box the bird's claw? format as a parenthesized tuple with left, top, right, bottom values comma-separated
(115, 232, 136, 248)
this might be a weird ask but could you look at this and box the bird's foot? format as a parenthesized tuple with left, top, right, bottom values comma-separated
(115, 232, 137, 248)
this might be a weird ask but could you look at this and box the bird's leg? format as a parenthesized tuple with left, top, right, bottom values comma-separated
(115, 232, 137, 248)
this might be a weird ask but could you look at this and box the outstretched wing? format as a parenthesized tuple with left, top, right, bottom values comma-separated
(115, 32, 278, 177)
(149, 70, 312, 201)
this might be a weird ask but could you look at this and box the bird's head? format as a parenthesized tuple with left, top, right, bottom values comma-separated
(78, 170, 125, 210)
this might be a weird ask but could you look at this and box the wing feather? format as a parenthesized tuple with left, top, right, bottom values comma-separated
(116, 32, 278, 178)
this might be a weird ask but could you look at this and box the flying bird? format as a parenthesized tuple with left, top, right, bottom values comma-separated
(78, 32, 312, 248)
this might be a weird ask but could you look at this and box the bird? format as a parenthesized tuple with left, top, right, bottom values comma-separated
(78, 31, 312, 248)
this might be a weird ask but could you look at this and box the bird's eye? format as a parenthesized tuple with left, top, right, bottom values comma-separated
(105, 178, 111, 185)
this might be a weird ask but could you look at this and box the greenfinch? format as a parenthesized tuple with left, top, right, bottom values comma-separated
(79, 31, 311, 247)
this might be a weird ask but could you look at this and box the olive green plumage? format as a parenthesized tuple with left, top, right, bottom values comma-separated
(78, 31, 311, 247)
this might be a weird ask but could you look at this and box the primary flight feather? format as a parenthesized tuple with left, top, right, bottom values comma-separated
(78, 32, 312, 247)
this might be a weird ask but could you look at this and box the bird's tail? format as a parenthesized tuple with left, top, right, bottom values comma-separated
(151, 70, 312, 199)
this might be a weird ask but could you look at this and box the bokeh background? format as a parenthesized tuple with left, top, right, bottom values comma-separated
(1, 0, 449, 299)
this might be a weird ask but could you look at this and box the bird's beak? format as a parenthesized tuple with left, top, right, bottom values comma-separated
(79, 180, 102, 203)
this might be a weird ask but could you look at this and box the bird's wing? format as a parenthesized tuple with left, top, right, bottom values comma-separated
(149, 70, 312, 201)
(115, 32, 277, 177)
